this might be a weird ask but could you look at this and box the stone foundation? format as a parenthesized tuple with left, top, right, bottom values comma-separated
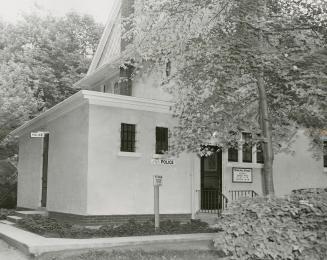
(48, 211, 192, 226)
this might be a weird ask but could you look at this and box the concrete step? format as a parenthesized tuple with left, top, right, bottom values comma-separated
(6, 215, 23, 223)
(0, 220, 15, 225)
(15, 210, 48, 218)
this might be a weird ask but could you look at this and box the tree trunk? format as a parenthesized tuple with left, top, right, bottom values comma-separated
(257, 76, 275, 195)
(256, 0, 275, 196)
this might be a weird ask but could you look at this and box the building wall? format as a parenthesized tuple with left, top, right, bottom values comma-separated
(274, 130, 327, 196)
(87, 104, 192, 215)
(192, 129, 326, 210)
(17, 133, 44, 209)
(223, 162, 263, 199)
(91, 69, 172, 101)
(16, 92, 326, 217)
(133, 70, 172, 101)
(45, 104, 89, 214)
(17, 103, 89, 214)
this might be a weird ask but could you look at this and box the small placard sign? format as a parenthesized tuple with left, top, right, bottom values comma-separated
(232, 168, 253, 183)
(153, 175, 163, 186)
(31, 132, 46, 138)
(151, 158, 175, 166)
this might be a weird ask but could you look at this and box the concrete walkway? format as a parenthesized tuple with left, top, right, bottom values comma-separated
(0, 239, 28, 260)
(0, 223, 216, 258)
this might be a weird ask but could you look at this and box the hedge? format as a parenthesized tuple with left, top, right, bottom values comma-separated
(213, 188, 327, 259)
(17, 217, 220, 238)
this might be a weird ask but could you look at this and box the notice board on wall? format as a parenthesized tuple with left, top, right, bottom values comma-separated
(232, 167, 253, 183)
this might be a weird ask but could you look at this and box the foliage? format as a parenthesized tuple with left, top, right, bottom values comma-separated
(213, 188, 327, 259)
(0, 183, 17, 209)
(0, 12, 103, 159)
(124, 0, 327, 156)
(49, 249, 222, 260)
(16, 217, 218, 238)
(0, 12, 102, 109)
(0, 208, 15, 220)
(0, 160, 17, 208)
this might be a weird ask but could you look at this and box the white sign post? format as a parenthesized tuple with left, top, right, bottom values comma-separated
(153, 175, 162, 231)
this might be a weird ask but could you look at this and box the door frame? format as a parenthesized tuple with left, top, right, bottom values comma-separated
(200, 149, 223, 211)
(200, 149, 222, 192)
(41, 133, 49, 207)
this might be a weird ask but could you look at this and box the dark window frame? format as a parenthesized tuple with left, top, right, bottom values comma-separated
(114, 82, 119, 94)
(155, 127, 168, 154)
(242, 133, 253, 163)
(324, 140, 327, 168)
(120, 123, 136, 152)
(256, 141, 264, 164)
(119, 64, 134, 96)
(228, 147, 238, 162)
(166, 60, 171, 77)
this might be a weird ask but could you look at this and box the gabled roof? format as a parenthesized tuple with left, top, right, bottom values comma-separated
(87, 0, 121, 75)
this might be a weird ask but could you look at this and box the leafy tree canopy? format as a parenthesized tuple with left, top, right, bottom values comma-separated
(0, 12, 103, 159)
(124, 0, 327, 156)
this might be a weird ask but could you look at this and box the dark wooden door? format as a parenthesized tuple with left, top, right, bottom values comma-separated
(200, 150, 222, 210)
(41, 133, 49, 207)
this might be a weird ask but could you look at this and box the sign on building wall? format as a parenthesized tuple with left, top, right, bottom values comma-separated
(30, 132, 46, 138)
(153, 175, 163, 186)
(151, 158, 175, 166)
(232, 168, 253, 183)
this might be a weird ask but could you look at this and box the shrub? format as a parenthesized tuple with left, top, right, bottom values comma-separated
(0, 208, 14, 219)
(0, 183, 17, 209)
(17, 215, 72, 237)
(17, 217, 218, 238)
(213, 188, 327, 259)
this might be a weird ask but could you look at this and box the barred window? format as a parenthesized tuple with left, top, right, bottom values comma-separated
(120, 123, 136, 152)
(228, 147, 238, 162)
(324, 141, 327, 168)
(156, 127, 168, 154)
(242, 133, 252, 163)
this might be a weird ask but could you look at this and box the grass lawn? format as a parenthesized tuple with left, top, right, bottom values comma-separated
(46, 249, 222, 260)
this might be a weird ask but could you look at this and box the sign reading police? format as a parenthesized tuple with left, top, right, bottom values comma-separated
(153, 175, 163, 186)
(151, 158, 175, 166)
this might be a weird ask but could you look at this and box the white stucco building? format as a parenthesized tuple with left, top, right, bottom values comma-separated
(11, 0, 327, 225)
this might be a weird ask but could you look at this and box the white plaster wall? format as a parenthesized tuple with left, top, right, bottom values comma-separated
(91, 69, 173, 101)
(133, 70, 172, 101)
(223, 166, 263, 199)
(273, 130, 327, 196)
(17, 133, 44, 209)
(192, 130, 327, 208)
(87, 104, 192, 215)
(45, 104, 89, 214)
